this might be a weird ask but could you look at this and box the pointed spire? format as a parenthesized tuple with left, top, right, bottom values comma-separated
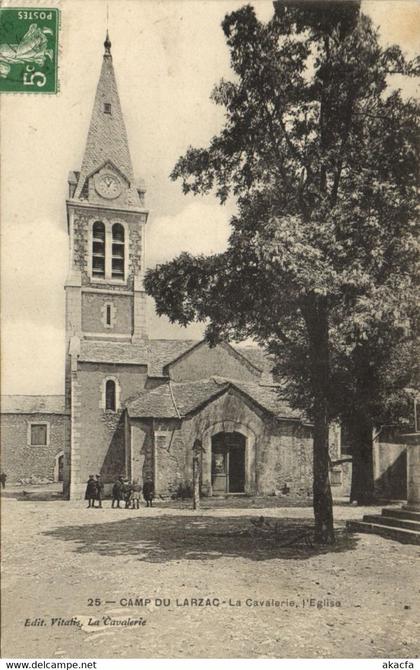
(74, 36, 142, 209)
(104, 30, 111, 57)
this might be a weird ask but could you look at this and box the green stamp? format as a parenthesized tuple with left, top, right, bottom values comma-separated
(0, 7, 59, 93)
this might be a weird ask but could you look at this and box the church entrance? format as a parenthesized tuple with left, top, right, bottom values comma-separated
(211, 432, 245, 494)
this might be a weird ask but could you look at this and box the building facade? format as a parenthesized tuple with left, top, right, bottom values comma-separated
(61, 35, 319, 499)
(0, 36, 409, 502)
(0, 396, 69, 483)
(59, 35, 407, 501)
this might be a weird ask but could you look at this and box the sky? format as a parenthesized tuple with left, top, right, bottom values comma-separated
(1, 0, 419, 395)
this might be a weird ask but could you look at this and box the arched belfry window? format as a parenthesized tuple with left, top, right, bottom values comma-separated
(100, 377, 121, 412)
(90, 220, 127, 283)
(105, 379, 116, 411)
(112, 223, 125, 279)
(92, 221, 105, 278)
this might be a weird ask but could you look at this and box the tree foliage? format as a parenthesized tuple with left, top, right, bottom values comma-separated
(145, 1, 419, 538)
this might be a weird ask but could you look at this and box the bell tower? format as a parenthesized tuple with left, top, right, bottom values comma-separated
(65, 32, 148, 354)
(63, 34, 149, 498)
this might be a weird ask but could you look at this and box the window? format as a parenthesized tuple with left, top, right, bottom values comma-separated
(90, 220, 128, 283)
(101, 302, 116, 329)
(92, 221, 105, 278)
(105, 379, 116, 411)
(104, 103, 111, 114)
(100, 377, 121, 411)
(112, 223, 125, 279)
(30, 423, 48, 446)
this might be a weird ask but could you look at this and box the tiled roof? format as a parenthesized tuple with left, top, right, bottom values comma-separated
(147, 339, 198, 377)
(126, 384, 178, 418)
(232, 380, 300, 419)
(79, 340, 149, 365)
(126, 377, 301, 421)
(149, 340, 266, 378)
(235, 346, 267, 371)
(1, 395, 67, 414)
(172, 379, 227, 416)
(78, 339, 201, 372)
(235, 346, 276, 383)
(77, 338, 275, 383)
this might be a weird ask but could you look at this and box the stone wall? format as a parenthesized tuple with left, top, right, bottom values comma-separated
(1, 413, 69, 482)
(81, 292, 133, 335)
(329, 427, 409, 500)
(72, 210, 145, 291)
(374, 437, 407, 499)
(256, 420, 313, 497)
(71, 361, 148, 497)
(130, 388, 314, 497)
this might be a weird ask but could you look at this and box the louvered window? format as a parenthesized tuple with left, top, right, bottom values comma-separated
(92, 221, 105, 277)
(112, 223, 125, 279)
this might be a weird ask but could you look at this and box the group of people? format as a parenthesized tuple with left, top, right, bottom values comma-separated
(85, 474, 154, 509)
(85, 474, 104, 508)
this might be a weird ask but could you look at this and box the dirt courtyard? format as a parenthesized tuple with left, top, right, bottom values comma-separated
(1, 489, 418, 659)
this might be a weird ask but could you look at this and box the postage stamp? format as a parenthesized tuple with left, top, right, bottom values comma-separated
(0, 7, 59, 93)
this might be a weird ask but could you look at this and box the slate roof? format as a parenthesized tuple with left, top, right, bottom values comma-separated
(126, 384, 177, 419)
(73, 48, 141, 209)
(79, 340, 149, 366)
(78, 338, 272, 380)
(1, 396, 67, 415)
(126, 377, 301, 421)
(236, 347, 268, 372)
(147, 339, 198, 377)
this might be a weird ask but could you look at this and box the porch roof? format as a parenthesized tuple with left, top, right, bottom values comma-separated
(125, 377, 301, 421)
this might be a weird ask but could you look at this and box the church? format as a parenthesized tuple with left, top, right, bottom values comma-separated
(62, 33, 325, 500)
(0, 34, 409, 503)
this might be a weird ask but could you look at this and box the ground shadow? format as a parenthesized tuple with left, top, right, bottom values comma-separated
(44, 515, 358, 562)
(1, 488, 63, 501)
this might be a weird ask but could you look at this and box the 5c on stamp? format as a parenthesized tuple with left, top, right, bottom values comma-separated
(0, 7, 59, 93)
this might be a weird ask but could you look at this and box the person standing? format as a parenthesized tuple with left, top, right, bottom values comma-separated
(95, 474, 104, 508)
(112, 476, 124, 508)
(0, 472, 6, 489)
(85, 475, 96, 508)
(123, 479, 133, 509)
(130, 480, 142, 509)
(143, 478, 154, 508)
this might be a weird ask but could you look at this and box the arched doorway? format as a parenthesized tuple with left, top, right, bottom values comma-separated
(211, 432, 246, 494)
(54, 451, 64, 482)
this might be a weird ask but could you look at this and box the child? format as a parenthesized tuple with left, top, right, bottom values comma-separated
(112, 476, 124, 508)
(85, 475, 97, 508)
(143, 478, 155, 507)
(129, 480, 142, 509)
(123, 479, 133, 509)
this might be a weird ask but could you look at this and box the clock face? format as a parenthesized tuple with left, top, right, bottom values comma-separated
(95, 173, 122, 199)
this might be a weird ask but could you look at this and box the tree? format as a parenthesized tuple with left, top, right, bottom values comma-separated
(334, 315, 419, 504)
(145, 1, 418, 543)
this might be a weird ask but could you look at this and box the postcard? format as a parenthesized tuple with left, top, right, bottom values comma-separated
(1, 0, 419, 663)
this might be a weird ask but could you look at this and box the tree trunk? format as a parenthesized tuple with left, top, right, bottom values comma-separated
(303, 296, 335, 544)
(313, 399, 335, 543)
(349, 412, 375, 504)
(192, 439, 202, 510)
